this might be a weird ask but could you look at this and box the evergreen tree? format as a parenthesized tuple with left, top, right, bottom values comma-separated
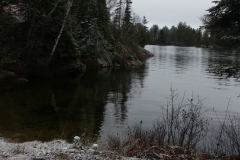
(75, 0, 114, 62)
(195, 29, 202, 46)
(1, 0, 152, 73)
(122, 0, 133, 43)
(149, 22, 204, 46)
(115, 0, 123, 27)
(149, 25, 159, 44)
(134, 16, 149, 47)
(142, 16, 148, 26)
(122, 0, 132, 27)
(112, 0, 123, 38)
(96, 0, 110, 36)
(169, 26, 177, 44)
(202, 30, 210, 47)
(202, 0, 240, 47)
(158, 26, 168, 45)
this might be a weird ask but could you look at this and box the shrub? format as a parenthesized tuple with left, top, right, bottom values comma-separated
(107, 87, 210, 158)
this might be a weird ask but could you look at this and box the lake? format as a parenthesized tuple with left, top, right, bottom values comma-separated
(0, 45, 239, 143)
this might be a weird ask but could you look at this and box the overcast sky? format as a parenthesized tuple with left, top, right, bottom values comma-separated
(131, 0, 214, 29)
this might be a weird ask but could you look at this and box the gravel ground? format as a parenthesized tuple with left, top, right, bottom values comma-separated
(0, 138, 142, 160)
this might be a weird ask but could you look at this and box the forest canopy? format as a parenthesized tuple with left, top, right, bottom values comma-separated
(201, 0, 240, 48)
(0, 0, 152, 77)
(1, 0, 239, 79)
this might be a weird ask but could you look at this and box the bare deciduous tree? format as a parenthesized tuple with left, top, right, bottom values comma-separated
(48, 0, 73, 64)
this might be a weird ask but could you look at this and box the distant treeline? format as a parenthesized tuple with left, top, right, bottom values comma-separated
(149, 22, 207, 47)
(0, 0, 239, 78)
(148, 22, 226, 48)
(149, 0, 240, 49)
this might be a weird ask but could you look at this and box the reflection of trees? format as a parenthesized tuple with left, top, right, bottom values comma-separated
(107, 69, 132, 123)
(104, 67, 147, 123)
(206, 50, 240, 80)
(157, 46, 167, 65)
(207, 52, 240, 68)
(0, 66, 148, 142)
(173, 47, 193, 73)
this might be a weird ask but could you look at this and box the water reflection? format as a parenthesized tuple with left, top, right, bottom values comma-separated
(0, 45, 240, 143)
(0, 67, 148, 142)
(145, 45, 239, 113)
(0, 75, 105, 141)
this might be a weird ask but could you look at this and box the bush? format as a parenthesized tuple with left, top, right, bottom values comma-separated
(107, 88, 240, 159)
(107, 87, 210, 159)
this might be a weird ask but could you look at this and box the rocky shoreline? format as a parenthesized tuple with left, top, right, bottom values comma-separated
(0, 46, 154, 92)
(0, 138, 141, 160)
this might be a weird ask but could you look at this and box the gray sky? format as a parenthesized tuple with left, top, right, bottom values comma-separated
(132, 0, 214, 29)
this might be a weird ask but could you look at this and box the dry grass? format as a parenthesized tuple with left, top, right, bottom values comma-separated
(12, 144, 26, 155)
(106, 87, 240, 159)
(210, 104, 240, 156)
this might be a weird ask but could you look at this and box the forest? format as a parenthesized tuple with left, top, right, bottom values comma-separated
(0, 0, 240, 159)
(149, 22, 209, 47)
(0, 0, 152, 79)
(0, 0, 239, 89)
(149, 0, 240, 49)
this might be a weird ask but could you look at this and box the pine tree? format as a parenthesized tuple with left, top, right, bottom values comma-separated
(142, 16, 148, 26)
(149, 25, 159, 44)
(75, 0, 114, 62)
(122, 0, 132, 27)
(202, 0, 240, 47)
(112, 0, 123, 38)
(122, 0, 133, 43)
(134, 16, 149, 47)
(96, 0, 110, 36)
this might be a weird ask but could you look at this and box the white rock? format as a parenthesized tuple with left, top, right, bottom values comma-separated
(68, 149, 76, 153)
(62, 147, 68, 150)
(74, 136, 80, 142)
(72, 136, 81, 148)
(92, 144, 99, 149)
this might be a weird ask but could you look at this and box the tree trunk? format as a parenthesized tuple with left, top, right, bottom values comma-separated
(48, 0, 73, 64)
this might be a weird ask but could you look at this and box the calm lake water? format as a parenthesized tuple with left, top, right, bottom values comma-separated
(0, 45, 240, 143)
